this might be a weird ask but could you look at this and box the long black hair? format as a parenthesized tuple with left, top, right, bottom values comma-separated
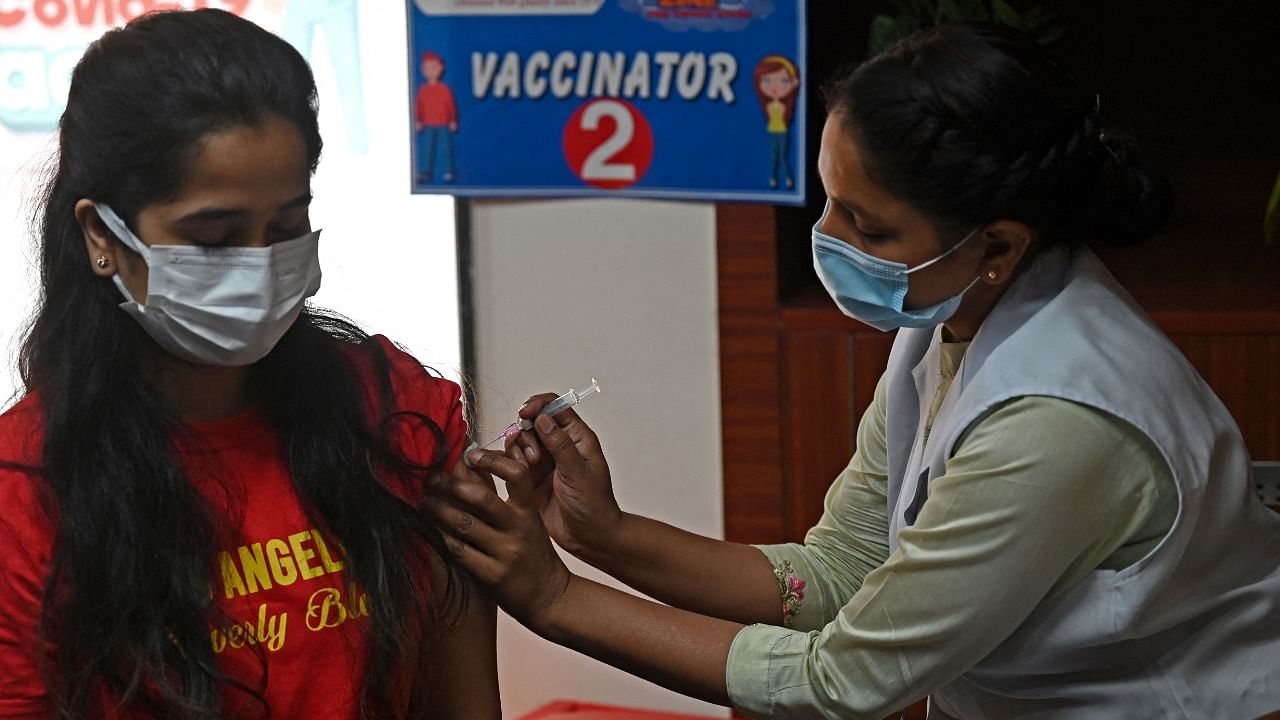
(18, 9, 459, 718)
(827, 22, 1172, 248)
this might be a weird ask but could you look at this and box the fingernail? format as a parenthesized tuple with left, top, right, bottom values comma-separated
(518, 402, 529, 414)
(524, 445, 537, 462)
(463, 443, 480, 468)
(466, 449, 483, 466)
(536, 415, 555, 433)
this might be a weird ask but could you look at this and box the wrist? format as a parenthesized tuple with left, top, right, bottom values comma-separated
(527, 566, 577, 637)
(574, 509, 633, 567)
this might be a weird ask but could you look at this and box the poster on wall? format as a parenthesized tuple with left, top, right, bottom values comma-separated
(0, 1, 368, 154)
(406, 0, 806, 204)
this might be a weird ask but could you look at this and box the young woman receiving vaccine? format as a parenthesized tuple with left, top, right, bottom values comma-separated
(0, 9, 498, 718)
(435, 23, 1280, 719)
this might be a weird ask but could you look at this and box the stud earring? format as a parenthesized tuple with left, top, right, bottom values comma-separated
(986, 269, 999, 281)
(96, 255, 110, 269)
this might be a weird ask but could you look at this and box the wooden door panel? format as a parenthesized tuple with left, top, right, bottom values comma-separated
(781, 331, 856, 541)
(773, 330, 895, 542)
(1167, 333, 1280, 460)
(719, 324, 786, 545)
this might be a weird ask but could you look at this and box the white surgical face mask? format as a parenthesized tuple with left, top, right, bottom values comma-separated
(95, 204, 322, 367)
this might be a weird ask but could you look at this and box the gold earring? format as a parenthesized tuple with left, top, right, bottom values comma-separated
(96, 255, 110, 269)
(986, 269, 999, 281)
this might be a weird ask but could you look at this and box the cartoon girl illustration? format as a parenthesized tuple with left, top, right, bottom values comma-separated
(754, 55, 799, 189)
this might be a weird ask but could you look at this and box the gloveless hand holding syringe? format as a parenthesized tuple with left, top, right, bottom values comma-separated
(474, 378, 601, 453)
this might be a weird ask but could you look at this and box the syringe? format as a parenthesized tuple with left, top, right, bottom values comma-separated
(479, 378, 601, 449)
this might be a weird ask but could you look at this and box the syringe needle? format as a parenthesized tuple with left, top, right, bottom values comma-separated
(469, 379, 601, 462)
(479, 420, 525, 449)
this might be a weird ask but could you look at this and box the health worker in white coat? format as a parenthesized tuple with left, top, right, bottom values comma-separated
(433, 22, 1280, 720)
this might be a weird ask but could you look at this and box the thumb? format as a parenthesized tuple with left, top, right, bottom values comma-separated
(533, 413, 589, 481)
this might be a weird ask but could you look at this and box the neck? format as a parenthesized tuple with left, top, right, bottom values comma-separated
(942, 281, 1006, 342)
(156, 356, 255, 421)
(944, 243, 1043, 341)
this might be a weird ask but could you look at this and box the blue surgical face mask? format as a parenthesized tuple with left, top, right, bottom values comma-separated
(812, 201, 981, 332)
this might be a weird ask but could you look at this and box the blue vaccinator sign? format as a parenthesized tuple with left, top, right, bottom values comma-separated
(406, 0, 806, 204)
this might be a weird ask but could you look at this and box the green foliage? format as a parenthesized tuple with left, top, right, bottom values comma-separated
(867, 0, 1065, 57)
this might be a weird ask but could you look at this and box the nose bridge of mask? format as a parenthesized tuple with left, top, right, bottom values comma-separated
(267, 229, 322, 274)
(812, 201, 911, 280)
(94, 204, 153, 264)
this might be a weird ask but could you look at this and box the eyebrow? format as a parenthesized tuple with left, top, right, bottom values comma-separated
(816, 163, 891, 228)
(174, 193, 313, 223)
(833, 196, 888, 227)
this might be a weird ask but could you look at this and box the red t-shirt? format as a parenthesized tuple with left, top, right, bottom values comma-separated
(0, 336, 467, 718)
(415, 83, 457, 127)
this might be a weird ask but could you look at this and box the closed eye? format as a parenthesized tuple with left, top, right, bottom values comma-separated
(854, 226, 889, 243)
(188, 230, 237, 247)
(267, 224, 310, 242)
(833, 199, 894, 244)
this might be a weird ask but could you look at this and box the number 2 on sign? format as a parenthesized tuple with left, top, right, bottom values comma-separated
(582, 102, 635, 181)
(563, 99, 654, 190)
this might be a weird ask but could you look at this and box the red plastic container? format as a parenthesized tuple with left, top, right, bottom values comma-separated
(519, 700, 724, 720)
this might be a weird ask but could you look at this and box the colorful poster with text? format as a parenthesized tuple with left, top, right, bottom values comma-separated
(407, 0, 806, 204)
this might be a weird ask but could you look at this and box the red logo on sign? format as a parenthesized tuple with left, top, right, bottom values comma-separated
(562, 98, 654, 190)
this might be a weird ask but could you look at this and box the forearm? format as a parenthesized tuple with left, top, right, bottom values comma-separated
(576, 512, 781, 626)
(538, 573, 742, 706)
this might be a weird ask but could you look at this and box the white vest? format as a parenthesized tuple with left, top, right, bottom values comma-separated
(882, 245, 1280, 718)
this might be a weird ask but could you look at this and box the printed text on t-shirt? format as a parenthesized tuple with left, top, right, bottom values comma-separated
(210, 528, 370, 655)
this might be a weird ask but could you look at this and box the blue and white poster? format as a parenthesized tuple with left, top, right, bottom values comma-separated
(407, 0, 806, 204)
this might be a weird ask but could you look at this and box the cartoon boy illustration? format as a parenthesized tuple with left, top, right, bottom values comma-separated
(754, 55, 799, 189)
(415, 51, 458, 183)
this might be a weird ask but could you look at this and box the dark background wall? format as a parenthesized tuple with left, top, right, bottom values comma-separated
(777, 1, 1280, 307)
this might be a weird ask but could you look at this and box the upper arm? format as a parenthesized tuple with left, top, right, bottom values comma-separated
(362, 340, 496, 715)
(370, 336, 469, 472)
(938, 396, 1169, 591)
(725, 397, 1169, 718)
(852, 371, 890, 480)
(808, 398, 1164, 706)
(424, 464, 499, 719)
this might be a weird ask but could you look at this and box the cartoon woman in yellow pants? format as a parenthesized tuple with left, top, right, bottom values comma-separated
(754, 55, 799, 190)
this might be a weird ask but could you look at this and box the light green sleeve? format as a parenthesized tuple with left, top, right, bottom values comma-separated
(751, 374, 892, 631)
(726, 397, 1175, 720)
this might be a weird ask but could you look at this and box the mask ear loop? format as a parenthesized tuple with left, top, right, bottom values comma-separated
(94, 204, 152, 264)
(93, 204, 151, 307)
(903, 225, 982, 275)
(814, 199, 984, 280)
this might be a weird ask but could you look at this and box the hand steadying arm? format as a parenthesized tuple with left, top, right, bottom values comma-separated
(429, 444, 741, 706)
